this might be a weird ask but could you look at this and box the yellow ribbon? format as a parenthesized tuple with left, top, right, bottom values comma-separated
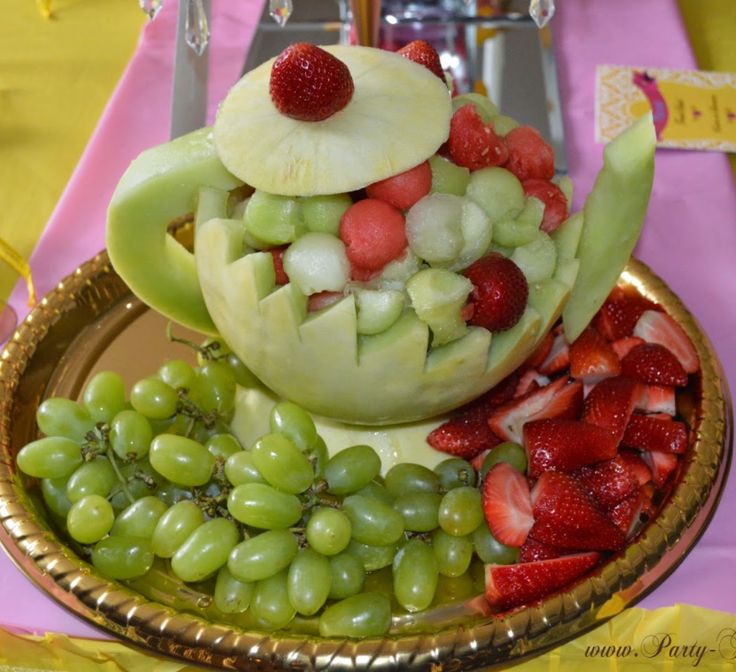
(36, 0, 52, 19)
(0, 238, 36, 307)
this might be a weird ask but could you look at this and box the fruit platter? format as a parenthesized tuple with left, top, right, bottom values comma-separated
(0, 40, 731, 670)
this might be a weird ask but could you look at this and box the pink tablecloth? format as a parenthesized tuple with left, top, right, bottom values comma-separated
(2, 0, 735, 639)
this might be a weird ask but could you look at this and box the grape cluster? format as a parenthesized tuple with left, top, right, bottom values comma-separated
(15, 341, 520, 638)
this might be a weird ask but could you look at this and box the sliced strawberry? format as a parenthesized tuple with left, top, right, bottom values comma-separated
(524, 331, 554, 370)
(582, 376, 641, 443)
(635, 384, 676, 415)
(448, 105, 509, 171)
(530, 472, 626, 551)
(470, 448, 491, 472)
(608, 491, 644, 536)
(269, 246, 289, 285)
(518, 537, 565, 563)
(484, 552, 600, 611)
(488, 377, 583, 443)
(622, 414, 688, 454)
(576, 456, 639, 509)
(592, 286, 658, 342)
(503, 126, 555, 182)
(618, 450, 653, 486)
(569, 327, 621, 384)
(481, 462, 534, 547)
(641, 450, 679, 487)
(397, 39, 445, 81)
(633, 310, 699, 374)
(522, 179, 569, 233)
(307, 291, 344, 312)
(524, 419, 619, 478)
(611, 336, 645, 360)
(269, 43, 354, 121)
(464, 253, 528, 332)
(621, 343, 688, 387)
(514, 369, 549, 397)
(538, 332, 570, 375)
(366, 161, 432, 211)
(427, 416, 501, 459)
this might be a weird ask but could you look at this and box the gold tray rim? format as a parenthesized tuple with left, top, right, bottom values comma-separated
(0, 252, 732, 670)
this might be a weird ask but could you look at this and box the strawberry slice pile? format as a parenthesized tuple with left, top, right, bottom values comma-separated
(428, 287, 701, 612)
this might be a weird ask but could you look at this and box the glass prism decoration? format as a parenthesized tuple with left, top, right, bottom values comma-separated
(269, 0, 293, 27)
(529, 0, 555, 28)
(139, 0, 164, 20)
(186, 0, 210, 56)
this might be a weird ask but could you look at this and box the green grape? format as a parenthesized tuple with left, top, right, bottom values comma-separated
(318, 592, 392, 638)
(41, 477, 73, 517)
(192, 360, 236, 418)
(251, 433, 313, 494)
(354, 480, 394, 505)
(36, 398, 94, 443)
(287, 548, 332, 616)
(205, 433, 241, 461)
(324, 445, 381, 496)
(432, 529, 474, 577)
(109, 410, 153, 460)
(156, 482, 192, 507)
(16, 436, 82, 479)
(392, 492, 442, 532)
(301, 193, 352, 236)
(393, 538, 439, 613)
(438, 486, 483, 537)
(196, 337, 232, 365)
(110, 461, 163, 508)
(433, 458, 477, 491)
(149, 434, 214, 487)
(158, 359, 196, 390)
(224, 451, 266, 486)
(92, 536, 154, 580)
(472, 523, 518, 565)
(433, 572, 476, 605)
(384, 463, 440, 497)
(151, 500, 204, 558)
(346, 540, 399, 572)
(171, 518, 239, 583)
(66, 494, 115, 544)
(214, 566, 254, 614)
(308, 435, 329, 478)
(479, 442, 527, 478)
(361, 566, 395, 602)
(82, 371, 126, 424)
(251, 569, 296, 630)
(224, 353, 259, 388)
(65, 457, 117, 503)
(130, 377, 178, 420)
(227, 529, 298, 582)
(342, 495, 404, 547)
(328, 553, 365, 600)
(111, 495, 168, 539)
(269, 401, 318, 453)
(306, 507, 352, 556)
(227, 483, 302, 529)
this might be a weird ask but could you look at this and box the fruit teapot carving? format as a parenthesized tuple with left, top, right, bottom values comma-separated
(107, 43, 655, 425)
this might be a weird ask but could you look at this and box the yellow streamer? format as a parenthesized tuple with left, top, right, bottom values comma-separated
(36, 0, 52, 19)
(0, 237, 36, 307)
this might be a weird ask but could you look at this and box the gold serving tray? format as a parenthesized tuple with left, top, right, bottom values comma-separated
(0, 252, 731, 670)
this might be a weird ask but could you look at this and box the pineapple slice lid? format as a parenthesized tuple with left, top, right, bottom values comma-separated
(214, 45, 452, 197)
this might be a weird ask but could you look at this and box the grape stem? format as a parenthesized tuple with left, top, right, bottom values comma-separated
(106, 446, 136, 505)
(165, 322, 223, 361)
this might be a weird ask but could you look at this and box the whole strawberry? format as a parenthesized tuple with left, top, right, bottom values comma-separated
(464, 253, 528, 332)
(397, 40, 445, 81)
(270, 43, 354, 122)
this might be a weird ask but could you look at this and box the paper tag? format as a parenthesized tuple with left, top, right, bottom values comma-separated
(596, 64, 736, 151)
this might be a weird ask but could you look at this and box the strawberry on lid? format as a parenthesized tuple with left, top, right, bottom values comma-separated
(397, 40, 445, 82)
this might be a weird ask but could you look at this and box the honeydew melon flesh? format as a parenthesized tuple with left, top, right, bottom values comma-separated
(562, 112, 656, 341)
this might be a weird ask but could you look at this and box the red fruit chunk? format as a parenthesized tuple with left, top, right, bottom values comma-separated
(481, 463, 534, 548)
(307, 291, 344, 312)
(611, 336, 645, 360)
(522, 179, 569, 233)
(460, 372, 520, 423)
(622, 414, 688, 454)
(503, 126, 555, 181)
(593, 287, 658, 342)
(397, 39, 445, 81)
(621, 343, 688, 387)
(366, 161, 432, 211)
(485, 552, 599, 612)
(464, 253, 528, 332)
(577, 456, 639, 509)
(633, 310, 700, 374)
(269, 247, 289, 285)
(427, 416, 501, 460)
(641, 450, 679, 487)
(269, 43, 354, 122)
(635, 384, 676, 416)
(489, 377, 583, 443)
(569, 327, 621, 384)
(608, 491, 644, 536)
(618, 450, 653, 486)
(524, 419, 619, 478)
(514, 369, 548, 398)
(582, 376, 641, 443)
(339, 199, 407, 273)
(525, 331, 554, 369)
(448, 105, 508, 171)
(518, 538, 565, 563)
(530, 472, 626, 551)
(538, 331, 570, 375)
